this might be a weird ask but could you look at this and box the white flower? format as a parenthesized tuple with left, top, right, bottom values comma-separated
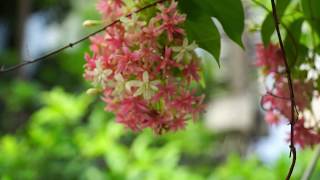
(303, 96, 320, 130)
(311, 95, 320, 121)
(126, 71, 160, 100)
(299, 63, 311, 71)
(300, 63, 320, 81)
(92, 59, 112, 88)
(307, 69, 319, 81)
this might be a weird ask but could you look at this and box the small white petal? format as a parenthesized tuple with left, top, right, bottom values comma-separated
(115, 73, 124, 82)
(307, 69, 319, 80)
(150, 85, 159, 91)
(125, 80, 142, 92)
(134, 87, 144, 97)
(300, 63, 311, 71)
(315, 55, 320, 70)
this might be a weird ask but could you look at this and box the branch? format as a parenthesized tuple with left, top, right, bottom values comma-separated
(0, 0, 167, 74)
(270, 1, 298, 180)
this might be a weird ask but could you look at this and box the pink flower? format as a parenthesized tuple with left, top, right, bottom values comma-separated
(293, 119, 320, 148)
(104, 25, 126, 51)
(115, 47, 142, 73)
(183, 60, 200, 82)
(156, 1, 186, 41)
(265, 111, 280, 124)
(97, 0, 123, 21)
(152, 83, 177, 102)
(169, 115, 187, 131)
(157, 47, 179, 73)
(142, 18, 162, 47)
(84, 53, 96, 70)
(256, 44, 284, 74)
(256, 43, 317, 147)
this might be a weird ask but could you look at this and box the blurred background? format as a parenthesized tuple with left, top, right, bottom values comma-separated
(0, 0, 320, 179)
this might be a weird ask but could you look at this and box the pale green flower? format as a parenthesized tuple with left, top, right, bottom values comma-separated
(120, 13, 145, 32)
(92, 59, 112, 88)
(172, 39, 198, 62)
(126, 72, 160, 100)
(112, 73, 126, 96)
(122, 0, 137, 13)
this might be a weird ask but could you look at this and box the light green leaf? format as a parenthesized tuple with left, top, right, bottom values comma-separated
(260, 0, 291, 46)
(301, 0, 320, 37)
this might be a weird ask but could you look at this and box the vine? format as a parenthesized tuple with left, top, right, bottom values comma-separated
(0, 0, 167, 74)
(270, 0, 297, 179)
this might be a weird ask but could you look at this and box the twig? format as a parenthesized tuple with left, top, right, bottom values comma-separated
(302, 145, 320, 180)
(270, 0, 298, 180)
(0, 0, 167, 74)
(266, 91, 290, 100)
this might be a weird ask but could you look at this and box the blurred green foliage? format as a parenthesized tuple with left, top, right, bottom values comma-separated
(0, 88, 320, 179)
(0, 88, 216, 180)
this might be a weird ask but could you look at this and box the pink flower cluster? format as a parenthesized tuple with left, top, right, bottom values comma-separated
(256, 43, 320, 147)
(84, 0, 204, 134)
(256, 44, 284, 75)
(261, 78, 312, 124)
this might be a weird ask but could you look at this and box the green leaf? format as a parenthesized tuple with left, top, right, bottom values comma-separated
(283, 18, 306, 67)
(178, 0, 221, 65)
(276, 0, 291, 15)
(261, 14, 274, 46)
(180, 0, 245, 48)
(260, 0, 291, 46)
(178, 0, 246, 65)
(184, 18, 221, 66)
(301, 0, 320, 37)
(203, 0, 245, 48)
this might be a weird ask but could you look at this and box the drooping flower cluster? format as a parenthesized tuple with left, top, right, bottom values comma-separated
(256, 43, 320, 147)
(84, 0, 204, 134)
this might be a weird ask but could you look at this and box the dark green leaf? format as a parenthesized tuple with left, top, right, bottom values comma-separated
(184, 18, 220, 66)
(283, 18, 306, 67)
(204, 0, 245, 48)
(261, 14, 274, 46)
(178, 0, 221, 65)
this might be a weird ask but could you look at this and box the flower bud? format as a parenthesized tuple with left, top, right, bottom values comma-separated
(82, 20, 102, 27)
(86, 88, 101, 95)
